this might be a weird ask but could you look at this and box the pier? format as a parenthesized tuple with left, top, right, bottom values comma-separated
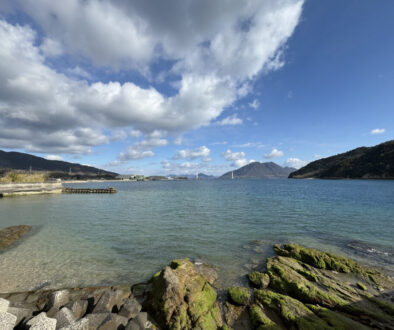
(62, 187, 117, 194)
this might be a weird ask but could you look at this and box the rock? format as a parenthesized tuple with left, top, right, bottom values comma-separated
(0, 298, 10, 312)
(118, 298, 142, 319)
(59, 318, 89, 330)
(54, 307, 76, 329)
(356, 282, 367, 291)
(132, 284, 148, 298)
(0, 311, 17, 330)
(125, 312, 151, 330)
(222, 302, 249, 329)
(7, 306, 33, 326)
(249, 304, 279, 329)
(227, 287, 250, 306)
(0, 225, 31, 250)
(26, 312, 57, 330)
(92, 289, 129, 313)
(47, 290, 70, 311)
(64, 300, 88, 320)
(248, 271, 270, 289)
(97, 314, 128, 330)
(84, 313, 110, 329)
(148, 258, 223, 329)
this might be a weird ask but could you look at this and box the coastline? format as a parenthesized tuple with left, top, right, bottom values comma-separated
(0, 243, 393, 329)
(0, 182, 63, 197)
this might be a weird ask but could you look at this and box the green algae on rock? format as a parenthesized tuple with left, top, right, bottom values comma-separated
(228, 287, 250, 306)
(248, 272, 270, 289)
(148, 258, 223, 330)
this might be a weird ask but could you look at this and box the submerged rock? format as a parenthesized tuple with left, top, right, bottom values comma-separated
(0, 225, 31, 250)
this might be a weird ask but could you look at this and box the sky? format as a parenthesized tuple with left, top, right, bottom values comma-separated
(0, 0, 393, 176)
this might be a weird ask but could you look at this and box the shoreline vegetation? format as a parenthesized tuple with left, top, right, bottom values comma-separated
(0, 225, 393, 329)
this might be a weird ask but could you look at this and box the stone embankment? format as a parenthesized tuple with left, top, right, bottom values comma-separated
(0, 182, 63, 197)
(0, 242, 393, 329)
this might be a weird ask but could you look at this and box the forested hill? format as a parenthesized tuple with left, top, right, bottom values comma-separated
(289, 140, 394, 179)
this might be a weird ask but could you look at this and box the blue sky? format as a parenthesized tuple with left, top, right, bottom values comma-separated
(0, 0, 393, 175)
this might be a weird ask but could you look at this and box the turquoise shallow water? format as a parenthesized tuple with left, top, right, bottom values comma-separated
(0, 179, 393, 292)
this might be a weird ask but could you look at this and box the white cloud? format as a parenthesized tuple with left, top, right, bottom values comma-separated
(173, 136, 184, 145)
(118, 136, 168, 161)
(222, 149, 253, 167)
(130, 130, 142, 138)
(0, 1, 304, 154)
(40, 37, 63, 57)
(173, 146, 210, 160)
(216, 114, 243, 126)
(264, 148, 284, 159)
(370, 128, 385, 135)
(66, 66, 92, 80)
(45, 155, 63, 161)
(249, 99, 260, 109)
(283, 158, 307, 169)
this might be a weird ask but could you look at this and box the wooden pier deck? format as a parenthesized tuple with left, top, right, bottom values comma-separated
(62, 187, 117, 194)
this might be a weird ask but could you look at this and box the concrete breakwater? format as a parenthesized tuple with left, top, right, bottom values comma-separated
(0, 182, 63, 197)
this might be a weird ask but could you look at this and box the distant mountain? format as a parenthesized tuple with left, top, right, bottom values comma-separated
(221, 162, 295, 179)
(289, 140, 394, 179)
(0, 150, 117, 177)
(197, 173, 216, 180)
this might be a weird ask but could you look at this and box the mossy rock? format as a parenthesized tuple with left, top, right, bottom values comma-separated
(356, 282, 367, 291)
(249, 304, 279, 330)
(254, 289, 330, 329)
(228, 287, 250, 306)
(148, 258, 223, 329)
(248, 272, 270, 289)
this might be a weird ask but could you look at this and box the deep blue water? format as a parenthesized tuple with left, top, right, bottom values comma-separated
(0, 179, 393, 292)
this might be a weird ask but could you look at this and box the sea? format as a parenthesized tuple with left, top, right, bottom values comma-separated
(0, 179, 393, 293)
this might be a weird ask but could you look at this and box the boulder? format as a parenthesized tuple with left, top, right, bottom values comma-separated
(84, 313, 110, 329)
(59, 318, 89, 330)
(7, 306, 33, 326)
(97, 314, 128, 330)
(47, 290, 70, 312)
(26, 312, 57, 330)
(92, 289, 129, 313)
(64, 300, 88, 320)
(248, 271, 270, 289)
(125, 312, 151, 330)
(0, 298, 10, 312)
(148, 258, 223, 330)
(0, 225, 31, 250)
(54, 307, 75, 329)
(0, 311, 17, 330)
(118, 298, 142, 319)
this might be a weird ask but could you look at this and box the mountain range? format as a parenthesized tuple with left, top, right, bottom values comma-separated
(289, 140, 394, 179)
(0, 150, 117, 178)
(221, 162, 295, 179)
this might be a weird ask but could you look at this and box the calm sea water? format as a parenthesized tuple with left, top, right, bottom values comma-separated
(0, 179, 393, 292)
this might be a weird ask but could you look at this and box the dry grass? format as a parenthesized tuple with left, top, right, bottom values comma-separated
(0, 171, 48, 183)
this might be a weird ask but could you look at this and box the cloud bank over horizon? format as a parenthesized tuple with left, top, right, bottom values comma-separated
(0, 0, 304, 173)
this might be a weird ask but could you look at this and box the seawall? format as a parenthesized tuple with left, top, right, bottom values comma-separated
(0, 182, 63, 197)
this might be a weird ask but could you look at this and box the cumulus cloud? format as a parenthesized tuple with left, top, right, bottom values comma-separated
(45, 155, 63, 161)
(264, 148, 284, 159)
(216, 114, 243, 126)
(173, 146, 210, 160)
(283, 158, 307, 169)
(222, 149, 253, 167)
(118, 137, 168, 161)
(0, 1, 304, 154)
(130, 130, 142, 138)
(370, 128, 385, 135)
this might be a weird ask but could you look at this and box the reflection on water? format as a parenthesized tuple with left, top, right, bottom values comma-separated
(0, 179, 393, 292)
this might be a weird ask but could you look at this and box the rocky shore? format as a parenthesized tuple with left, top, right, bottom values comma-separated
(0, 241, 393, 329)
